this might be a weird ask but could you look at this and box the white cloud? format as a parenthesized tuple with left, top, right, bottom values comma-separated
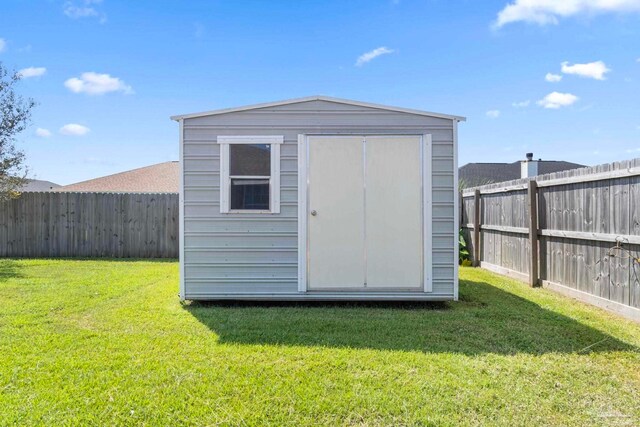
(486, 110, 501, 118)
(561, 60, 610, 80)
(356, 47, 394, 66)
(64, 5, 98, 18)
(494, 0, 640, 27)
(636, 57, 640, 62)
(35, 128, 52, 138)
(512, 100, 531, 108)
(0, 38, 6, 53)
(537, 91, 579, 109)
(64, 72, 133, 95)
(545, 72, 562, 82)
(64, 0, 106, 23)
(18, 67, 47, 78)
(60, 124, 90, 136)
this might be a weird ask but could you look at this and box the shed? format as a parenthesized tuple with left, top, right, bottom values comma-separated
(172, 96, 465, 301)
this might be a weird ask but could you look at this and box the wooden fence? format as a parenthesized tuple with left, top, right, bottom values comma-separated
(461, 158, 640, 322)
(0, 192, 178, 258)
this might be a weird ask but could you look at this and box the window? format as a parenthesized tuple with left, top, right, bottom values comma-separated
(218, 136, 283, 213)
(230, 144, 271, 210)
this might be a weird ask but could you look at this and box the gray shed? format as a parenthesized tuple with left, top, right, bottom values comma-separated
(172, 96, 464, 301)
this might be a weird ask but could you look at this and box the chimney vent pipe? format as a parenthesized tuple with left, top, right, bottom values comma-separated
(521, 153, 539, 178)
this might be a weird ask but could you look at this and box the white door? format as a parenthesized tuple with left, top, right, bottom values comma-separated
(365, 136, 423, 289)
(306, 135, 424, 290)
(307, 136, 365, 289)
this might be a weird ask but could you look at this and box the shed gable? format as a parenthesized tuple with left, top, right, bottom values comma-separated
(183, 100, 455, 128)
(252, 99, 379, 113)
(172, 96, 465, 123)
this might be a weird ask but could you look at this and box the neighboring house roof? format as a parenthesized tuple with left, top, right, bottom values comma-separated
(56, 161, 179, 193)
(459, 160, 586, 186)
(20, 179, 61, 192)
(170, 95, 466, 122)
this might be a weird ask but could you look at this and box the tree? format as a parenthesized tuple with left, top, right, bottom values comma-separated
(0, 62, 35, 201)
(458, 177, 496, 191)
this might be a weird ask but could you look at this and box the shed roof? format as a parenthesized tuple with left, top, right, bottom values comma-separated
(170, 95, 466, 122)
(56, 161, 179, 193)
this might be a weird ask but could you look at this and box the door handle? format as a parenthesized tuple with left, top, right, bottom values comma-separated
(310, 210, 317, 216)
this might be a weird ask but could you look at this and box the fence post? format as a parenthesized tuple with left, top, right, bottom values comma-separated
(473, 189, 481, 267)
(528, 180, 539, 287)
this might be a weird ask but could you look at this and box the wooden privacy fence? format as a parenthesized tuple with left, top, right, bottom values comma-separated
(0, 192, 178, 258)
(461, 158, 640, 322)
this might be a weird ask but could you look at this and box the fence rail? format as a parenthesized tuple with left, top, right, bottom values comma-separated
(0, 192, 178, 258)
(461, 158, 640, 322)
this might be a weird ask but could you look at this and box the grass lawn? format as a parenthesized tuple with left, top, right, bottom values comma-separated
(1, 260, 639, 426)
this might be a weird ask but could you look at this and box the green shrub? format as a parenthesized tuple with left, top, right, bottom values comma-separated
(459, 228, 470, 265)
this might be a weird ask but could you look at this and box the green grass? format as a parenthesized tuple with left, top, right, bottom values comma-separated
(1, 260, 639, 426)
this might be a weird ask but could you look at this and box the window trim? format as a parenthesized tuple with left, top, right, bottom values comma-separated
(218, 136, 283, 214)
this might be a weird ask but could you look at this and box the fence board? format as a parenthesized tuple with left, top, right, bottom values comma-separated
(0, 192, 178, 258)
(461, 157, 640, 321)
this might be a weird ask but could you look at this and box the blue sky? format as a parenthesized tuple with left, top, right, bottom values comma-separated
(1, 0, 639, 184)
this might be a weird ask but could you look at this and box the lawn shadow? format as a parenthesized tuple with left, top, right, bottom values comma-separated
(185, 279, 637, 355)
(0, 259, 25, 282)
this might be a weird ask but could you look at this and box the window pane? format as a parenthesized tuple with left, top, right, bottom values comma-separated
(230, 178, 270, 210)
(230, 144, 271, 176)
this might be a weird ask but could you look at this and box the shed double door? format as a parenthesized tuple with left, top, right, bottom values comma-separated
(307, 135, 424, 290)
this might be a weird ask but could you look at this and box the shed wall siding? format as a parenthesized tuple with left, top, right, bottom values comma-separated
(182, 100, 456, 298)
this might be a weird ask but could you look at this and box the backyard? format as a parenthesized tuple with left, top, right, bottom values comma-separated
(1, 259, 639, 426)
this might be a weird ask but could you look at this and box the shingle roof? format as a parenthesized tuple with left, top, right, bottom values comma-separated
(459, 160, 585, 187)
(56, 161, 179, 193)
(20, 179, 61, 191)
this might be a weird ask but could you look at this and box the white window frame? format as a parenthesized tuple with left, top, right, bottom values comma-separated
(217, 135, 283, 214)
